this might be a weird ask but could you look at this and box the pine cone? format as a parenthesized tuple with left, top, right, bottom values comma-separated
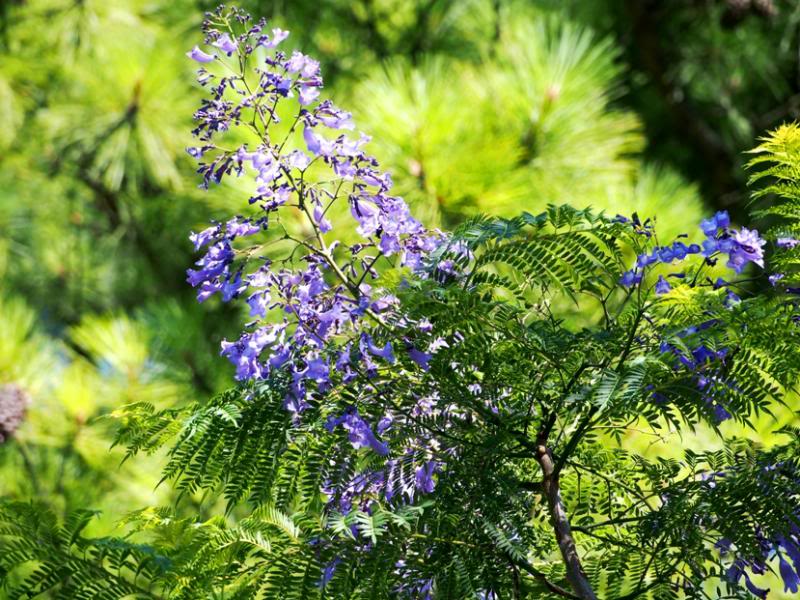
(721, 0, 751, 27)
(0, 383, 29, 443)
(752, 0, 777, 18)
(727, 0, 751, 13)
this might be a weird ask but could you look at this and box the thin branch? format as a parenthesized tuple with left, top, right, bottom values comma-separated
(505, 552, 580, 599)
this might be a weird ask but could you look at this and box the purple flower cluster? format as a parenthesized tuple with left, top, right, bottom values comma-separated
(620, 239, 702, 287)
(769, 235, 800, 287)
(325, 406, 389, 456)
(186, 8, 448, 564)
(316, 444, 441, 588)
(322, 454, 440, 515)
(320, 389, 452, 515)
(656, 320, 734, 422)
(395, 572, 434, 600)
(185, 7, 440, 420)
(713, 466, 800, 597)
(777, 237, 799, 250)
(619, 210, 766, 289)
(700, 211, 766, 273)
(720, 531, 800, 599)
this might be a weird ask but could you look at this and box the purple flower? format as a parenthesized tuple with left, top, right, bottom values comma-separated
(269, 344, 291, 369)
(328, 407, 389, 456)
(221, 272, 246, 301)
(350, 197, 380, 237)
(700, 210, 730, 236)
(317, 102, 354, 130)
(780, 555, 800, 593)
(303, 127, 334, 157)
(275, 77, 292, 96)
(286, 51, 309, 73)
(620, 270, 642, 287)
(655, 275, 671, 295)
(727, 228, 766, 273)
(287, 150, 311, 170)
(319, 558, 340, 587)
(186, 240, 235, 299)
(296, 356, 331, 392)
(186, 146, 209, 158)
(636, 251, 658, 268)
(725, 290, 741, 305)
(195, 281, 221, 303)
(186, 46, 216, 62)
(658, 247, 675, 263)
(264, 28, 289, 48)
(212, 33, 238, 55)
(702, 238, 719, 257)
(671, 242, 689, 260)
(220, 327, 277, 381)
(691, 346, 718, 364)
(777, 237, 799, 249)
(361, 334, 395, 364)
(408, 347, 432, 371)
(225, 217, 260, 238)
(313, 204, 332, 234)
(189, 225, 219, 250)
(414, 462, 436, 494)
(298, 85, 320, 106)
(712, 403, 732, 422)
(376, 415, 393, 434)
(744, 578, 769, 599)
(247, 291, 270, 317)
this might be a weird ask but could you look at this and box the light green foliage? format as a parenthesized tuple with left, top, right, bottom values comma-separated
(749, 123, 800, 285)
(352, 57, 525, 225)
(0, 295, 55, 393)
(352, 11, 705, 235)
(0, 301, 182, 533)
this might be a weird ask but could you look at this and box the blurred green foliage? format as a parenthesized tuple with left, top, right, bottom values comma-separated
(0, 0, 798, 587)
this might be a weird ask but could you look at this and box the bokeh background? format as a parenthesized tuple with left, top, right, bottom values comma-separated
(1, 0, 799, 579)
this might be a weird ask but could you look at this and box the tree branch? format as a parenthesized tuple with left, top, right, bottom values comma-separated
(553, 406, 598, 476)
(504, 551, 580, 599)
(535, 443, 598, 600)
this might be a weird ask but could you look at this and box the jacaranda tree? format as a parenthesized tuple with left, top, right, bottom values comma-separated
(2, 6, 800, 599)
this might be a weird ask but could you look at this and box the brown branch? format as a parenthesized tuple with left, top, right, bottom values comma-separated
(505, 552, 580, 599)
(535, 443, 598, 600)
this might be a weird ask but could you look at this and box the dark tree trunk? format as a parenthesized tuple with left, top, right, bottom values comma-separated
(536, 443, 598, 600)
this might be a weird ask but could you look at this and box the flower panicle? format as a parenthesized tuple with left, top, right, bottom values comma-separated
(619, 210, 769, 291)
(184, 6, 445, 543)
(185, 6, 441, 418)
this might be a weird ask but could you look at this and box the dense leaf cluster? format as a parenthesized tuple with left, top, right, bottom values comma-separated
(5, 174, 800, 596)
